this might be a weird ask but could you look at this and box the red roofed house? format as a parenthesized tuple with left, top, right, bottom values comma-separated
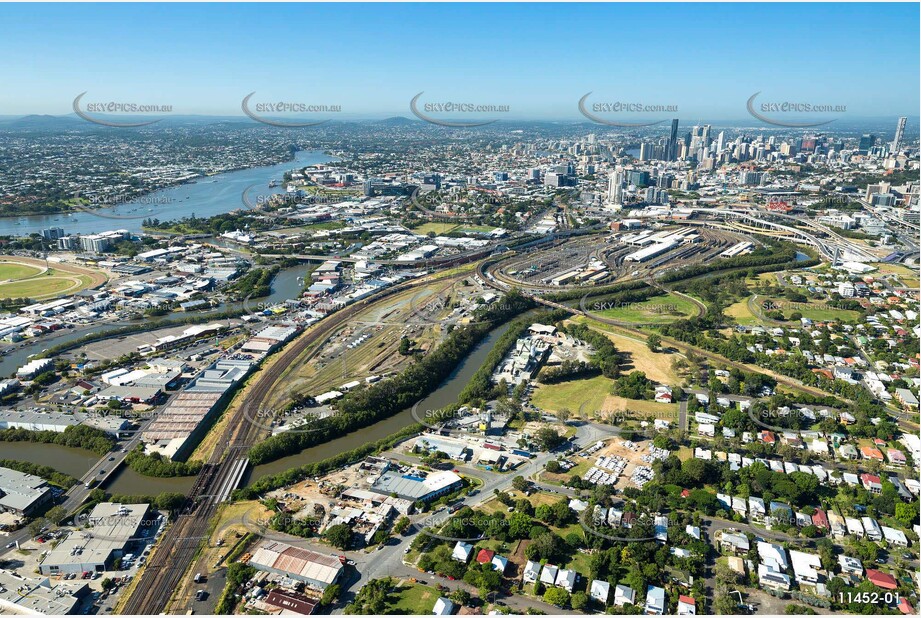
(677, 595, 696, 615)
(860, 446, 884, 462)
(680, 489, 691, 499)
(866, 569, 898, 590)
(811, 508, 829, 530)
(861, 473, 883, 494)
(475, 549, 495, 565)
(761, 431, 776, 444)
(897, 599, 914, 615)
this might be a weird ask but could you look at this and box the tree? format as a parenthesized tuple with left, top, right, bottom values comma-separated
(28, 518, 47, 537)
(543, 587, 570, 608)
(714, 592, 739, 615)
(450, 589, 471, 606)
(647, 334, 662, 352)
(101, 578, 115, 591)
(512, 476, 530, 493)
(571, 591, 589, 610)
(393, 516, 411, 535)
(324, 523, 352, 549)
(535, 427, 565, 451)
(321, 584, 341, 606)
(45, 505, 68, 525)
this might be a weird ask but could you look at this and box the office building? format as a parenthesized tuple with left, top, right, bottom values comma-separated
(892, 116, 907, 151)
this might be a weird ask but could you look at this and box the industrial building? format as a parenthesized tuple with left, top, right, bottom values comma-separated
(0, 569, 88, 615)
(39, 503, 151, 575)
(0, 466, 54, 516)
(248, 541, 344, 591)
(369, 470, 463, 503)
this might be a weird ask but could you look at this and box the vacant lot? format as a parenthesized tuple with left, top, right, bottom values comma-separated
(531, 374, 612, 416)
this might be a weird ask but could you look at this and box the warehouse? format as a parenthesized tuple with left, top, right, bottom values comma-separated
(39, 503, 151, 575)
(369, 470, 463, 503)
(0, 466, 54, 516)
(248, 541, 344, 591)
(0, 570, 88, 615)
(624, 240, 678, 262)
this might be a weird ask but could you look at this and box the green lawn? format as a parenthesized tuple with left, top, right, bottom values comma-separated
(387, 583, 440, 614)
(412, 222, 460, 235)
(0, 272, 81, 299)
(531, 375, 613, 416)
(0, 262, 43, 280)
(596, 293, 699, 325)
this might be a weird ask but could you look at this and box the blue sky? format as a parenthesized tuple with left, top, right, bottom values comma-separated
(0, 2, 917, 120)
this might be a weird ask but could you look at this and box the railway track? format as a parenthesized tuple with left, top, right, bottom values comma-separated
(121, 273, 460, 614)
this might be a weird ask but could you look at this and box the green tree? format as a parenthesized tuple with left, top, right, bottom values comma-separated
(45, 505, 68, 525)
(543, 587, 570, 608)
(324, 523, 352, 549)
(647, 334, 662, 352)
(321, 584, 341, 606)
(571, 591, 588, 610)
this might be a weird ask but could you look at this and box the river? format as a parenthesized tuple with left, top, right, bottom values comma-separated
(0, 150, 334, 237)
(243, 319, 516, 484)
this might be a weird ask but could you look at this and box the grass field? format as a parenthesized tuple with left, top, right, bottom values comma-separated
(531, 374, 613, 416)
(599, 395, 677, 420)
(872, 263, 921, 288)
(725, 298, 761, 326)
(0, 263, 43, 280)
(412, 222, 460, 235)
(595, 292, 699, 325)
(569, 317, 681, 384)
(387, 583, 438, 614)
(0, 273, 85, 298)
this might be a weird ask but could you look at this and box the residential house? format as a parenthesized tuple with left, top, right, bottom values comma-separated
(881, 526, 909, 547)
(523, 560, 541, 584)
(614, 584, 636, 607)
(866, 569, 898, 590)
(861, 517, 882, 542)
(555, 568, 576, 592)
(811, 508, 829, 530)
(677, 595, 696, 615)
(720, 532, 750, 554)
(837, 555, 863, 578)
(845, 517, 864, 537)
(828, 512, 847, 538)
(451, 541, 473, 563)
(861, 473, 882, 494)
(789, 550, 822, 585)
(539, 565, 559, 587)
(838, 444, 859, 460)
(433, 597, 455, 616)
(645, 585, 666, 615)
(590, 580, 610, 606)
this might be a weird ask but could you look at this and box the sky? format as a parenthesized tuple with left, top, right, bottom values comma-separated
(0, 2, 918, 121)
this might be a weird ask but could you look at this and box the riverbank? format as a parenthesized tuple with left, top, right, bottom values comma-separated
(0, 150, 335, 237)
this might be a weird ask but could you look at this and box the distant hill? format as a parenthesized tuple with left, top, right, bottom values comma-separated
(0, 114, 84, 129)
(374, 116, 418, 126)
